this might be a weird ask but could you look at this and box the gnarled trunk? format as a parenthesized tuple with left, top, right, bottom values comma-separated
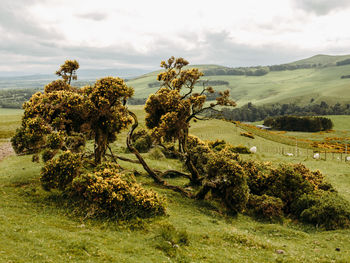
(94, 128, 108, 164)
(127, 110, 192, 198)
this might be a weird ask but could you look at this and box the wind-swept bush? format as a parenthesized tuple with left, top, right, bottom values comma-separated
(197, 150, 248, 213)
(71, 169, 166, 219)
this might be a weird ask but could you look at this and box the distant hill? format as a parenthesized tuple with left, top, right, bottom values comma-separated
(126, 54, 350, 106)
(287, 54, 350, 67)
(1, 54, 350, 108)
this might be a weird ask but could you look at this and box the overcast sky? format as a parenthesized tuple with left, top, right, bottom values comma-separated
(1, 0, 350, 75)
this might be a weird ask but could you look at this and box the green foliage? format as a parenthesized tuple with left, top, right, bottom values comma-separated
(71, 169, 166, 219)
(148, 147, 166, 160)
(228, 145, 251, 154)
(204, 150, 249, 213)
(132, 129, 152, 153)
(41, 149, 56, 163)
(154, 223, 190, 258)
(264, 116, 333, 132)
(241, 160, 350, 228)
(250, 163, 314, 211)
(40, 151, 81, 191)
(11, 116, 50, 154)
(186, 135, 212, 174)
(47, 132, 63, 150)
(336, 58, 350, 66)
(247, 194, 284, 222)
(12, 61, 134, 164)
(208, 139, 226, 151)
(55, 60, 80, 84)
(64, 133, 86, 152)
(94, 161, 121, 173)
(293, 192, 350, 230)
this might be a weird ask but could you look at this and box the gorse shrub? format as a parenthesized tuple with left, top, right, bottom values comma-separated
(243, 161, 323, 212)
(208, 139, 226, 152)
(40, 151, 81, 191)
(240, 132, 254, 139)
(203, 151, 249, 213)
(46, 132, 63, 150)
(132, 129, 153, 153)
(292, 192, 350, 230)
(94, 161, 121, 173)
(71, 169, 166, 219)
(186, 136, 212, 175)
(41, 149, 56, 163)
(247, 194, 284, 221)
(228, 145, 251, 154)
(65, 133, 86, 152)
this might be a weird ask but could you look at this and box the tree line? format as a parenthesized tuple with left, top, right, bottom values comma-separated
(263, 116, 333, 132)
(207, 101, 350, 122)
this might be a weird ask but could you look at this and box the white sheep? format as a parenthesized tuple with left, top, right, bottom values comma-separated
(286, 153, 293, 157)
(313, 153, 320, 159)
(346, 156, 350, 162)
(250, 146, 257, 153)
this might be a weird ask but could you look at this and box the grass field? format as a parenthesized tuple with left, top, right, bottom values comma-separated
(127, 61, 350, 107)
(0, 108, 22, 142)
(1, 107, 350, 262)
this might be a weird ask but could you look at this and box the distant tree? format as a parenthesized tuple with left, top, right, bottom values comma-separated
(55, 60, 80, 84)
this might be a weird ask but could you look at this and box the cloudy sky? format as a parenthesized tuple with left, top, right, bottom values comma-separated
(1, 0, 350, 75)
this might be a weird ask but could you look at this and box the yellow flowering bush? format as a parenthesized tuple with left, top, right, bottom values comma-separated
(40, 151, 81, 191)
(71, 169, 166, 219)
(12, 60, 134, 164)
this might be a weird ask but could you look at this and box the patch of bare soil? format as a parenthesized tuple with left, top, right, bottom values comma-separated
(0, 142, 14, 162)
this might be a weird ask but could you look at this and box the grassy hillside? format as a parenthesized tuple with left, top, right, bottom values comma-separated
(1, 108, 350, 262)
(288, 54, 350, 66)
(127, 56, 350, 107)
(1, 54, 350, 109)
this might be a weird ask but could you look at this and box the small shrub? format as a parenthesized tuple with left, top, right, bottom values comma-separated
(187, 136, 212, 174)
(71, 169, 166, 219)
(47, 132, 63, 150)
(148, 147, 166, 160)
(204, 151, 249, 213)
(241, 160, 273, 195)
(154, 223, 190, 258)
(263, 164, 314, 211)
(132, 129, 152, 153)
(293, 192, 350, 230)
(240, 132, 254, 139)
(208, 139, 226, 151)
(247, 194, 284, 221)
(65, 133, 85, 152)
(41, 149, 56, 162)
(40, 151, 81, 191)
(228, 145, 251, 154)
(94, 161, 121, 173)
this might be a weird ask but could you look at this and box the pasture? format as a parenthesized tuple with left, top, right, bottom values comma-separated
(127, 64, 350, 107)
(0, 107, 350, 262)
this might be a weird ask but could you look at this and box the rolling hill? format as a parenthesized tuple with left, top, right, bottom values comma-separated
(1, 54, 350, 108)
(126, 54, 350, 106)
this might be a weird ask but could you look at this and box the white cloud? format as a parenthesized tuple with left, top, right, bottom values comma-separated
(292, 0, 350, 15)
(1, 0, 350, 74)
